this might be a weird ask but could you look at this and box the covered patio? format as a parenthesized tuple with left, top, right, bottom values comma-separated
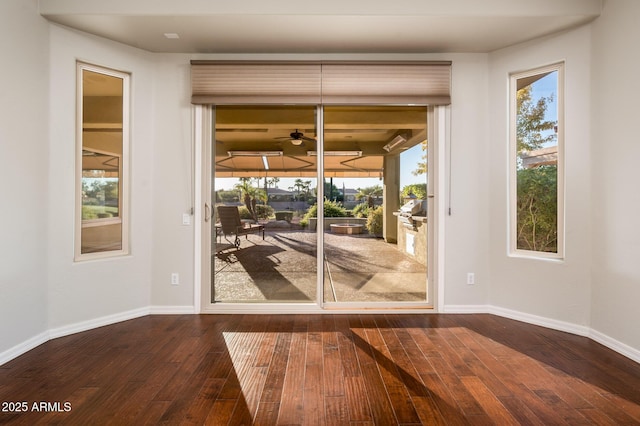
(213, 229, 427, 303)
(211, 103, 430, 305)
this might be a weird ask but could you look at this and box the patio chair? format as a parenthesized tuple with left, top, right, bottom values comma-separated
(216, 206, 265, 248)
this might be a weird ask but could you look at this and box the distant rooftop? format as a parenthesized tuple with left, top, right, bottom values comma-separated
(521, 146, 558, 169)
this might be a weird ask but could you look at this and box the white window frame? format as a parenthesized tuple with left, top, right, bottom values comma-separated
(509, 62, 564, 260)
(75, 62, 130, 261)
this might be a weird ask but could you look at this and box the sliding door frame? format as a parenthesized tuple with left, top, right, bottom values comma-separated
(196, 104, 446, 314)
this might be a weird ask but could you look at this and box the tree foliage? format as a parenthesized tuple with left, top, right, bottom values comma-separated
(81, 179, 119, 219)
(352, 202, 370, 218)
(515, 79, 558, 253)
(412, 141, 428, 176)
(366, 206, 384, 236)
(401, 183, 427, 200)
(356, 185, 382, 208)
(324, 181, 342, 202)
(516, 85, 556, 153)
(82, 179, 118, 205)
(216, 189, 239, 203)
(234, 178, 266, 221)
(516, 166, 557, 252)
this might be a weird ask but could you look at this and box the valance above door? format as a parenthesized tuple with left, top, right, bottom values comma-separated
(190, 61, 451, 105)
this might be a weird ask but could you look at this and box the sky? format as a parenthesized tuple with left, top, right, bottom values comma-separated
(530, 71, 558, 147)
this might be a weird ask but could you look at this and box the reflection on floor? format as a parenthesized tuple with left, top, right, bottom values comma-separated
(213, 230, 427, 303)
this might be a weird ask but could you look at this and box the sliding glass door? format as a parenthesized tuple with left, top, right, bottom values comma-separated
(211, 106, 317, 303)
(207, 104, 432, 307)
(322, 106, 429, 305)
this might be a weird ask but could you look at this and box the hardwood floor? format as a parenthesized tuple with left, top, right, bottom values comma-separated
(1, 314, 639, 425)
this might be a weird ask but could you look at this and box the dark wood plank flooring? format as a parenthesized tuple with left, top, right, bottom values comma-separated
(1, 314, 639, 425)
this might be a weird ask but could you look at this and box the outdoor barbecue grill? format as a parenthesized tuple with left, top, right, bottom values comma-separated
(397, 199, 426, 230)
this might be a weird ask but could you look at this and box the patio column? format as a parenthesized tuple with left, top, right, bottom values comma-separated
(383, 154, 400, 243)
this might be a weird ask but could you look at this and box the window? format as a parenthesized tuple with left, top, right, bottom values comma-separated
(76, 63, 129, 259)
(510, 63, 564, 258)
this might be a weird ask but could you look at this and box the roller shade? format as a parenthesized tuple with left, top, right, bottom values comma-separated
(321, 62, 451, 104)
(191, 61, 451, 105)
(191, 62, 322, 104)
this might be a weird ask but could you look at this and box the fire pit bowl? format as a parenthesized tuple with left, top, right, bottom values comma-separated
(330, 223, 364, 235)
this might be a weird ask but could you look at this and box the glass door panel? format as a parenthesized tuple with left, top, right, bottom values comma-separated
(212, 106, 317, 303)
(322, 106, 429, 304)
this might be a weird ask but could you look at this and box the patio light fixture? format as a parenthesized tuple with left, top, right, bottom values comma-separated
(227, 151, 283, 157)
(383, 134, 407, 152)
(307, 151, 362, 157)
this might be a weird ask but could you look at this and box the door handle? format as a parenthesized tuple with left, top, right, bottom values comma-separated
(204, 203, 211, 222)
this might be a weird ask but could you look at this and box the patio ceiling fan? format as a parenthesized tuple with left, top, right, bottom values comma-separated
(276, 129, 316, 146)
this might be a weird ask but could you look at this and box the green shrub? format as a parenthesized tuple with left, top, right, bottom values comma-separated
(300, 200, 348, 228)
(236, 204, 273, 221)
(238, 205, 253, 220)
(366, 206, 383, 236)
(82, 206, 97, 220)
(275, 211, 294, 222)
(81, 205, 118, 220)
(352, 202, 370, 218)
(305, 199, 347, 219)
(254, 204, 274, 220)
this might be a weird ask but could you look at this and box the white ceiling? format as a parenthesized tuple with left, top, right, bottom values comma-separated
(39, 0, 602, 54)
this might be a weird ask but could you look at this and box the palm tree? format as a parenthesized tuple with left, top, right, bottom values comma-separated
(267, 177, 280, 189)
(298, 180, 312, 201)
(234, 178, 264, 221)
(356, 185, 383, 208)
(292, 178, 305, 201)
(235, 178, 254, 214)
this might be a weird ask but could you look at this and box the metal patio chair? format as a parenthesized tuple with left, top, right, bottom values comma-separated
(216, 205, 265, 248)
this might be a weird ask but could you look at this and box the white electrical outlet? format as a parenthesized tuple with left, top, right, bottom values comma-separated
(171, 273, 179, 286)
(467, 273, 475, 285)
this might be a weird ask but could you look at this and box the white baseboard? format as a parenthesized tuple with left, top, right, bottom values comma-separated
(590, 328, 640, 364)
(0, 331, 49, 366)
(442, 304, 491, 314)
(149, 305, 196, 314)
(3, 304, 639, 366)
(1, 307, 152, 365)
(487, 305, 591, 337)
(444, 303, 640, 363)
(48, 307, 150, 340)
(444, 304, 589, 336)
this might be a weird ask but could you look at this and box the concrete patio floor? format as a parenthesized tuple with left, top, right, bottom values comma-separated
(212, 229, 427, 303)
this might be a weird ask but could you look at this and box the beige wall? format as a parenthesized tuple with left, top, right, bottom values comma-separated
(590, 0, 640, 354)
(0, 0, 50, 360)
(488, 25, 593, 326)
(4, 0, 640, 365)
(46, 24, 156, 329)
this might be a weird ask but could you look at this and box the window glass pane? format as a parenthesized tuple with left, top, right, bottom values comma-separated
(78, 67, 126, 256)
(212, 105, 317, 303)
(82, 150, 119, 220)
(514, 69, 559, 253)
(322, 106, 428, 304)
